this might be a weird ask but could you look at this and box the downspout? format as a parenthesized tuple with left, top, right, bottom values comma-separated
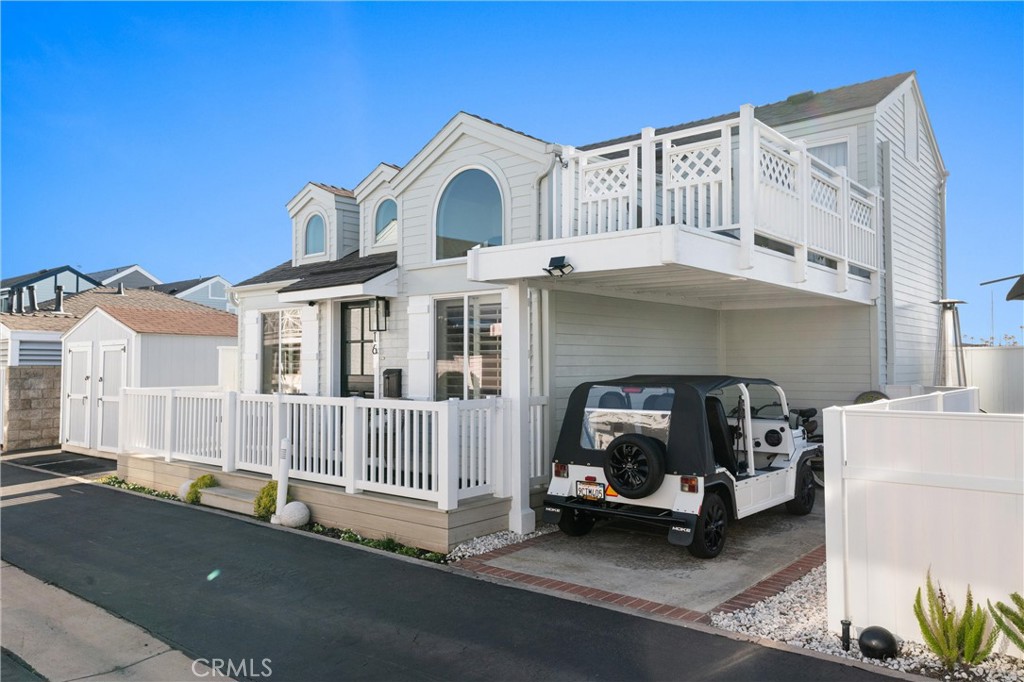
(938, 170, 950, 298)
(534, 146, 561, 241)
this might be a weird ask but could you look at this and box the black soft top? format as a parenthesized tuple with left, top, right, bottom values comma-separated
(553, 375, 777, 476)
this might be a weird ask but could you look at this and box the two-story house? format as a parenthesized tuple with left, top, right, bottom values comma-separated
(121, 72, 944, 550)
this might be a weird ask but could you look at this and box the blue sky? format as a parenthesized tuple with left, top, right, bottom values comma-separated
(2, 2, 1022, 341)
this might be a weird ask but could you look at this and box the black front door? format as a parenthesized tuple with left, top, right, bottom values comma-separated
(341, 302, 374, 397)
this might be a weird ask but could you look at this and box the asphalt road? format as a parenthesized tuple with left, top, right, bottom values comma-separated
(0, 461, 891, 682)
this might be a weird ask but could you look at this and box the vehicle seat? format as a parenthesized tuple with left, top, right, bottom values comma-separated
(598, 391, 628, 409)
(705, 396, 739, 476)
(643, 393, 674, 411)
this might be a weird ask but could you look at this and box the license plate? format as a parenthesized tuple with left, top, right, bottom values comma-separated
(576, 481, 605, 502)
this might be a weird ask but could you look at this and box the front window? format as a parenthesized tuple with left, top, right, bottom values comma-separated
(435, 169, 502, 260)
(435, 294, 501, 400)
(375, 199, 398, 244)
(261, 309, 302, 394)
(581, 385, 674, 450)
(304, 214, 325, 256)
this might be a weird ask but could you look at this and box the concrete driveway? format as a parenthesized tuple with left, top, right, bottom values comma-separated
(457, 496, 825, 619)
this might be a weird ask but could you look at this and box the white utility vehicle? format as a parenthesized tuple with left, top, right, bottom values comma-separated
(542, 375, 820, 558)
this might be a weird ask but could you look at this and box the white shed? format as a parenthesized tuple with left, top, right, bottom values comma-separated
(60, 288, 237, 457)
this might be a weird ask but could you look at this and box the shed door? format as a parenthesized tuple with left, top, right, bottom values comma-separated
(97, 343, 126, 452)
(65, 345, 91, 447)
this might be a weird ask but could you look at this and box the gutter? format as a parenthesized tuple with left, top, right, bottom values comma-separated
(533, 146, 561, 240)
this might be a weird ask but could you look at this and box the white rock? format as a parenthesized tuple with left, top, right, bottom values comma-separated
(178, 480, 194, 500)
(274, 501, 309, 528)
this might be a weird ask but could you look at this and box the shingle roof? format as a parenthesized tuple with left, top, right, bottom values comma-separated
(86, 264, 139, 282)
(236, 251, 398, 292)
(579, 72, 915, 151)
(1, 266, 99, 290)
(461, 111, 551, 145)
(1, 287, 237, 336)
(310, 182, 355, 198)
(151, 276, 218, 295)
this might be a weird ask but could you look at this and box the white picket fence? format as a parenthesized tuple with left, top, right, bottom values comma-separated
(556, 106, 879, 275)
(122, 389, 551, 510)
(823, 388, 1024, 656)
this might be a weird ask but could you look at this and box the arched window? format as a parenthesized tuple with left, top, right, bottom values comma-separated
(375, 199, 398, 244)
(304, 214, 325, 255)
(436, 169, 502, 260)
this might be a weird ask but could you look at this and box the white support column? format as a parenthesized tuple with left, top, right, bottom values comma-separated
(640, 127, 656, 228)
(738, 104, 756, 270)
(503, 281, 535, 534)
(271, 392, 283, 481)
(222, 391, 237, 472)
(837, 177, 850, 293)
(721, 125, 733, 227)
(342, 397, 362, 494)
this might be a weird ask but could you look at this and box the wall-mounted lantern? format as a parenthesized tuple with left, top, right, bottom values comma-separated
(369, 297, 390, 332)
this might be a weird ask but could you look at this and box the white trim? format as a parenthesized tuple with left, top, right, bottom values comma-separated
(354, 163, 400, 200)
(799, 126, 858, 178)
(391, 113, 550, 195)
(431, 164, 511, 266)
(98, 264, 163, 287)
(61, 307, 134, 340)
(301, 212, 328, 259)
(276, 268, 399, 304)
(371, 196, 399, 247)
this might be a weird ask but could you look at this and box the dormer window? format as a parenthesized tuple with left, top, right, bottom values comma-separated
(436, 169, 502, 260)
(375, 199, 398, 244)
(304, 214, 325, 256)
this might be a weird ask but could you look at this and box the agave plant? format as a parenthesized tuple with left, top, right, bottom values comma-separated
(989, 593, 1024, 653)
(913, 570, 996, 670)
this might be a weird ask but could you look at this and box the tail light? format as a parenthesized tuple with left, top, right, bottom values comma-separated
(680, 476, 699, 494)
(554, 463, 568, 478)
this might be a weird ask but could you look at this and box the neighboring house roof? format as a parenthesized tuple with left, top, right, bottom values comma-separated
(151, 276, 224, 296)
(310, 182, 355, 198)
(236, 251, 398, 292)
(579, 72, 915, 151)
(2, 287, 236, 337)
(86, 264, 162, 287)
(1, 266, 99, 291)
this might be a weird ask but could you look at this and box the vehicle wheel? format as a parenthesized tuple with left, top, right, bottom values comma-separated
(809, 455, 825, 488)
(603, 434, 665, 499)
(557, 508, 595, 537)
(688, 492, 728, 559)
(786, 460, 816, 515)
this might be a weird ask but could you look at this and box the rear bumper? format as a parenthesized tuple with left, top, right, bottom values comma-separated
(543, 495, 699, 546)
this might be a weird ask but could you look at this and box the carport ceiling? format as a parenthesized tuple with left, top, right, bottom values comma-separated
(535, 265, 863, 310)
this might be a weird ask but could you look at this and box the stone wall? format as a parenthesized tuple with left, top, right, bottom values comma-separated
(2, 365, 61, 451)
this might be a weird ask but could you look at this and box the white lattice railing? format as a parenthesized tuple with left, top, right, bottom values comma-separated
(120, 391, 516, 510)
(555, 107, 879, 276)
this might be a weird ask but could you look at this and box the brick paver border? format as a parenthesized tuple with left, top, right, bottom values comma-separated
(454, 537, 826, 625)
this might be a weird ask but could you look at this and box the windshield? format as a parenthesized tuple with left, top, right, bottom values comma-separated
(580, 385, 674, 450)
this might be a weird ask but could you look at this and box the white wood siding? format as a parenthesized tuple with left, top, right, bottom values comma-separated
(722, 305, 874, 415)
(776, 109, 875, 187)
(400, 134, 548, 269)
(337, 194, 360, 259)
(139, 334, 232, 387)
(876, 90, 943, 386)
(549, 291, 719, 422)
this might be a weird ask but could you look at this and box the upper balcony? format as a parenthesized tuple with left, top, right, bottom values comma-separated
(469, 105, 880, 307)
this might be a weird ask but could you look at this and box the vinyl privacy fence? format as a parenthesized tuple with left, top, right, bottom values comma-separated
(823, 388, 1024, 656)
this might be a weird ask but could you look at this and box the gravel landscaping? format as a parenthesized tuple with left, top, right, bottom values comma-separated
(448, 527, 1022, 681)
(712, 565, 1024, 682)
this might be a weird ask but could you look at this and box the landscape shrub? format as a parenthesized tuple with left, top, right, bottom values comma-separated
(914, 570, 996, 670)
(184, 474, 218, 505)
(989, 592, 1024, 653)
(253, 481, 291, 520)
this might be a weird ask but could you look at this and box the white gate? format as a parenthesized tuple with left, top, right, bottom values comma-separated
(97, 343, 126, 452)
(64, 343, 91, 447)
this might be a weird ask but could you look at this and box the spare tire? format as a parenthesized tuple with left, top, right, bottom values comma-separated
(603, 434, 666, 499)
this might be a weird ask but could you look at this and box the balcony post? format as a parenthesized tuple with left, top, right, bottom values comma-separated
(222, 391, 237, 472)
(559, 146, 576, 239)
(343, 397, 362, 494)
(837, 177, 850, 292)
(794, 141, 809, 283)
(640, 127, 656, 228)
(164, 388, 176, 463)
(738, 104, 756, 270)
(271, 392, 283, 481)
(721, 125, 733, 226)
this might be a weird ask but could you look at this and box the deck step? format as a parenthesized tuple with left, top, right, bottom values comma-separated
(200, 486, 256, 516)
